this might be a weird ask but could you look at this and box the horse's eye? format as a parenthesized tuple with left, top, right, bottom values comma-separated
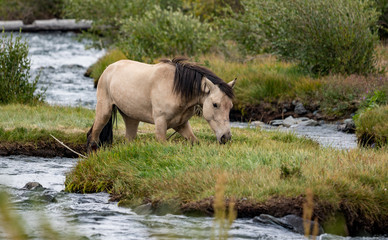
(213, 103, 219, 108)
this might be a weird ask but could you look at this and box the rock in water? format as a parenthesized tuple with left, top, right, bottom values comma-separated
(283, 116, 298, 127)
(23, 182, 44, 191)
(270, 119, 284, 127)
(337, 119, 355, 133)
(295, 103, 308, 115)
(253, 214, 324, 235)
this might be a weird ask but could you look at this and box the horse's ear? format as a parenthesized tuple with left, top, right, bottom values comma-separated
(202, 77, 215, 93)
(228, 78, 237, 89)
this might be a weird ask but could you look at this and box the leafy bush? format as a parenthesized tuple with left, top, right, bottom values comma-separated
(375, 0, 388, 39)
(264, 0, 380, 75)
(89, 49, 127, 87)
(223, 0, 380, 75)
(118, 6, 217, 61)
(0, 0, 64, 24)
(63, 0, 157, 47)
(0, 33, 44, 104)
(218, 1, 266, 56)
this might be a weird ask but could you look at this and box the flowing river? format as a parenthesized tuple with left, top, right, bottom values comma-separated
(0, 32, 385, 239)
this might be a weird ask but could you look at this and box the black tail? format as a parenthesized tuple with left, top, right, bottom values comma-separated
(87, 105, 117, 150)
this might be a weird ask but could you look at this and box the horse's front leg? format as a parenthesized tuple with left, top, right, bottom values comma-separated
(174, 121, 197, 143)
(154, 116, 167, 142)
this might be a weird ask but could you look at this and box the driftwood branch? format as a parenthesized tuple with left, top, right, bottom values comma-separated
(50, 134, 87, 159)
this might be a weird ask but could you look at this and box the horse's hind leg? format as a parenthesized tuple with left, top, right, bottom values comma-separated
(120, 112, 139, 141)
(89, 100, 113, 149)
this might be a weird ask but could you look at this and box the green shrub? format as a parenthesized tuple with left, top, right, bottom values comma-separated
(263, 0, 380, 75)
(355, 104, 388, 147)
(218, 1, 267, 56)
(375, 0, 388, 39)
(63, 0, 158, 47)
(0, 0, 63, 24)
(0, 33, 44, 104)
(224, 0, 380, 75)
(89, 49, 127, 87)
(118, 6, 217, 62)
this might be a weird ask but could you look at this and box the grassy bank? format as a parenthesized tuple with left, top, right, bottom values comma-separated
(355, 104, 388, 147)
(65, 115, 388, 235)
(1, 104, 387, 234)
(0, 104, 112, 157)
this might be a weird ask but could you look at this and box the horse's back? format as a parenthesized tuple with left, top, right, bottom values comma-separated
(98, 60, 176, 123)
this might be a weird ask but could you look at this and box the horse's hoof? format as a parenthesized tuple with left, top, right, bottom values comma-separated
(87, 142, 98, 153)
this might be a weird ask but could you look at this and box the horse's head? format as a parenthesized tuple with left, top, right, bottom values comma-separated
(202, 78, 236, 144)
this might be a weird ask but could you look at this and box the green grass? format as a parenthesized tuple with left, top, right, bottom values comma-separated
(355, 104, 388, 147)
(196, 54, 388, 119)
(0, 103, 94, 131)
(198, 55, 316, 105)
(65, 116, 388, 228)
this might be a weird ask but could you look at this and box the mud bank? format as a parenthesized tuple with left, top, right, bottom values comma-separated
(230, 102, 341, 123)
(115, 195, 388, 237)
(0, 141, 85, 158)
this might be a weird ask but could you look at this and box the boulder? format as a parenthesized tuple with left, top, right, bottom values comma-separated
(298, 119, 319, 127)
(295, 103, 307, 115)
(283, 116, 298, 127)
(270, 119, 284, 127)
(253, 214, 324, 235)
(337, 119, 355, 133)
(251, 121, 265, 127)
(23, 182, 44, 191)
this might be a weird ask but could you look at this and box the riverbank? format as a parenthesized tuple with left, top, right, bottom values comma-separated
(64, 124, 387, 236)
(1, 105, 387, 236)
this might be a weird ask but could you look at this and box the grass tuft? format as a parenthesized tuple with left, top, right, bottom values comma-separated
(355, 104, 388, 147)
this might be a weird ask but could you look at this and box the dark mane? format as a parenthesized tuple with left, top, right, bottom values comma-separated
(160, 57, 234, 101)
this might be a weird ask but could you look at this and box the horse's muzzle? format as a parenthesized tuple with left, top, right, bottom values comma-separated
(219, 132, 232, 144)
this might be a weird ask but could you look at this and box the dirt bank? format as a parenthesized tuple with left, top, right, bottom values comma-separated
(117, 195, 387, 236)
(0, 141, 85, 158)
(230, 102, 346, 123)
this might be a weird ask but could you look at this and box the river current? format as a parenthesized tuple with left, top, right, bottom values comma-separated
(0, 32, 385, 239)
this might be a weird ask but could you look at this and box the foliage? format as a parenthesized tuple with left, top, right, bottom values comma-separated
(183, 0, 242, 21)
(0, 0, 63, 23)
(196, 55, 318, 105)
(118, 6, 217, 62)
(218, 1, 266, 55)
(89, 49, 127, 87)
(375, 0, 388, 38)
(222, 0, 380, 75)
(63, 0, 157, 47)
(0, 33, 44, 104)
(360, 89, 388, 110)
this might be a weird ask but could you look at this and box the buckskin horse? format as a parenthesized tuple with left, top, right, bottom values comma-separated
(87, 57, 236, 151)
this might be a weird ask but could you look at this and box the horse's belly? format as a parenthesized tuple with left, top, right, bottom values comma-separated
(110, 86, 154, 123)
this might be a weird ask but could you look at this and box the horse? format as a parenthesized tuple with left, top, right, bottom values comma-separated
(87, 57, 236, 151)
